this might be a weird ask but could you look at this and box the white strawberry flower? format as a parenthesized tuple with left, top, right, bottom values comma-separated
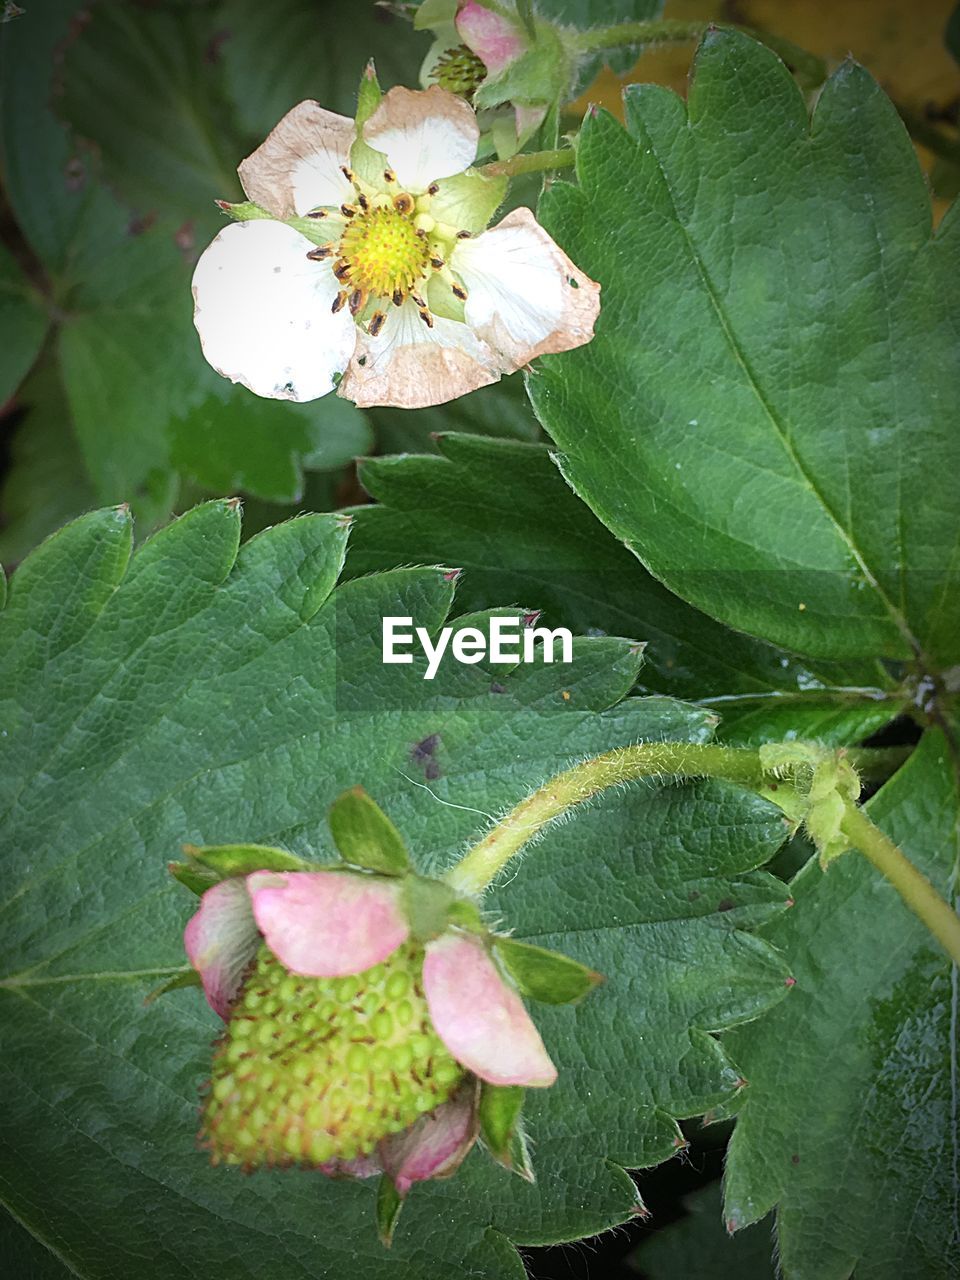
(192, 81, 600, 409)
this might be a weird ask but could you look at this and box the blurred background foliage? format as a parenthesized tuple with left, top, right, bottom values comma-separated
(1, 0, 958, 567)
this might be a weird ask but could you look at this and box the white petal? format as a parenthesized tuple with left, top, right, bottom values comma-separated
(451, 207, 601, 371)
(238, 100, 355, 217)
(338, 300, 499, 409)
(363, 86, 479, 192)
(192, 220, 356, 403)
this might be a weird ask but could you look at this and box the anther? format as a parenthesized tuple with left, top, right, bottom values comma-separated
(430, 257, 444, 270)
(418, 309, 434, 329)
(393, 193, 415, 217)
(452, 283, 468, 301)
(305, 246, 332, 260)
(348, 289, 367, 317)
(392, 288, 404, 307)
(369, 310, 387, 337)
(306, 209, 327, 219)
(410, 292, 426, 309)
(357, 193, 369, 211)
(340, 204, 358, 218)
(331, 292, 348, 314)
(340, 166, 356, 183)
(427, 182, 440, 196)
(333, 261, 352, 282)
(383, 169, 397, 183)
(415, 228, 428, 240)
(456, 229, 472, 239)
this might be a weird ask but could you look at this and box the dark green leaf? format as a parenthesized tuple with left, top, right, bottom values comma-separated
(493, 936, 602, 1003)
(58, 0, 244, 226)
(532, 31, 960, 668)
(723, 730, 960, 1277)
(329, 786, 412, 875)
(630, 1183, 774, 1279)
(347, 433, 903, 733)
(218, 0, 429, 141)
(0, 360, 97, 565)
(0, 502, 793, 1275)
(0, 242, 48, 403)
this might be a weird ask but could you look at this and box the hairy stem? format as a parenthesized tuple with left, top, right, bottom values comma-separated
(481, 147, 577, 178)
(446, 740, 960, 969)
(839, 803, 960, 967)
(569, 20, 827, 89)
(446, 742, 766, 895)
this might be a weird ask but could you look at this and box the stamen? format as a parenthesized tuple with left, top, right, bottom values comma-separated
(334, 261, 352, 282)
(392, 288, 404, 307)
(306, 208, 327, 219)
(410, 292, 426, 309)
(415, 228, 428, 240)
(452, 283, 468, 301)
(348, 289, 368, 317)
(418, 309, 434, 329)
(456, 229, 472, 239)
(383, 169, 397, 183)
(305, 246, 332, 260)
(427, 182, 440, 196)
(340, 166, 356, 183)
(430, 257, 445, 270)
(369, 310, 387, 337)
(393, 193, 415, 217)
(357, 193, 369, 212)
(332, 292, 348, 314)
(341, 204, 358, 218)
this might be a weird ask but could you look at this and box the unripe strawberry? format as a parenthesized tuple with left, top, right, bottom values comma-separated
(203, 941, 463, 1169)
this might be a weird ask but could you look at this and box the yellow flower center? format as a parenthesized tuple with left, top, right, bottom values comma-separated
(338, 203, 430, 302)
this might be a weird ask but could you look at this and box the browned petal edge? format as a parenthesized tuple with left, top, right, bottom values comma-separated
(472, 206, 602, 373)
(237, 100, 355, 219)
(338, 323, 501, 410)
(363, 84, 480, 168)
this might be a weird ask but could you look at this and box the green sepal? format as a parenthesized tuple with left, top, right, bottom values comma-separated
(478, 1083, 535, 1181)
(473, 21, 571, 111)
(181, 842, 314, 878)
(414, 0, 457, 29)
(328, 786, 411, 875)
(284, 214, 338, 249)
(350, 61, 391, 191)
(375, 1174, 404, 1246)
(430, 169, 507, 233)
(355, 59, 383, 129)
(493, 936, 603, 1004)
(215, 200, 272, 222)
(168, 860, 219, 896)
(403, 874, 457, 941)
(143, 969, 202, 1005)
(446, 897, 486, 933)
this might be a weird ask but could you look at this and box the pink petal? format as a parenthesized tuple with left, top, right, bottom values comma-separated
(379, 1081, 479, 1195)
(183, 878, 260, 1019)
(456, 1, 525, 75)
(247, 870, 409, 977)
(319, 1154, 382, 1181)
(423, 932, 557, 1087)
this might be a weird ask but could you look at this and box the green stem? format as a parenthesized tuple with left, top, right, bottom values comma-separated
(445, 740, 960, 970)
(569, 19, 827, 89)
(481, 147, 577, 178)
(840, 803, 960, 967)
(446, 742, 765, 895)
